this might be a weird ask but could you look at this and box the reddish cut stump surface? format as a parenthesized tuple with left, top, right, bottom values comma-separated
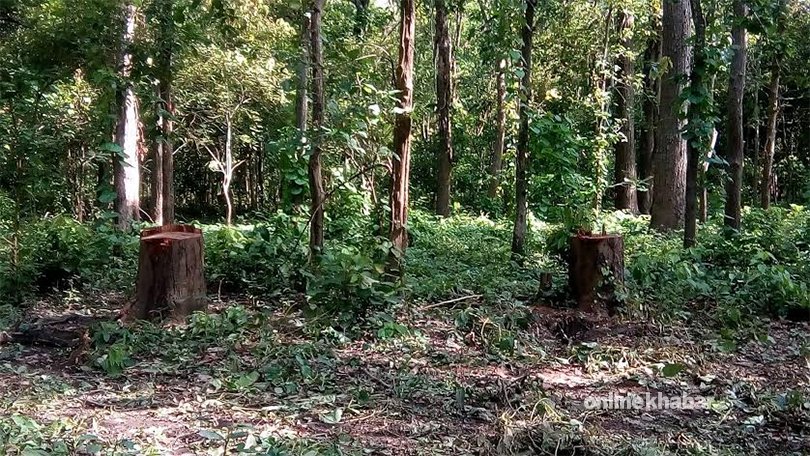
(568, 233, 625, 314)
(130, 224, 207, 321)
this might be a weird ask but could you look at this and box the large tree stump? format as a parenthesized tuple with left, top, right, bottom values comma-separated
(131, 225, 207, 321)
(568, 233, 625, 314)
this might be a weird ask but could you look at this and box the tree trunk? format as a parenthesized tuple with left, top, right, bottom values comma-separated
(568, 233, 625, 314)
(151, 83, 165, 225)
(308, 0, 326, 257)
(685, 0, 706, 248)
(389, 0, 416, 268)
(295, 11, 310, 134)
(434, 0, 453, 217)
(153, 0, 175, 224)
(760, 61, 780, 209)
(224, 116, 235, 225)
(700, 129, 718, 223)
(487, 61, 506, 199)
(113, 1, 140, 230)
(131, 225, 207, 321)
(724, 0, 747, 229)
(637, 33, 661, 215)
(651, 0, 691, 231)
(613, 10, 638, 213)
(511, 0, 535, 259)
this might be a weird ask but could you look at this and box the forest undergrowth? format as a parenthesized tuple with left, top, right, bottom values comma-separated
(1, 208, 809, 455)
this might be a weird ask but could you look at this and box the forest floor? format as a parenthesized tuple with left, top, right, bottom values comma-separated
(1, 293, 809, 455)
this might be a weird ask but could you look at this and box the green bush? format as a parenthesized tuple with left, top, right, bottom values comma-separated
(202, 213, 308, 294)
(0, 215, 137, 302)
(305, 239, 398, 319)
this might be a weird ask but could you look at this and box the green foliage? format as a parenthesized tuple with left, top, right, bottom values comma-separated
(407, 210, 551, 301)
(0, 216, 137, 302)
(306, 240, 398, 318)
(203, 215, 308, 294)
(616, 207, 810, 319)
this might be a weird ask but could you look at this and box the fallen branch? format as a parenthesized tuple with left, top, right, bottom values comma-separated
(421, 294, 483, 311)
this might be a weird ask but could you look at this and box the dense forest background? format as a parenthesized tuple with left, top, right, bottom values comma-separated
(2, 0, 810, 453)
(1, 0, 810, 266)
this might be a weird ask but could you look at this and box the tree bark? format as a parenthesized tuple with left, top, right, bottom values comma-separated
(511, 0, 535, 259)
(434, 0, 453, 217)
(113, 1, 140, 230)
(131, 225, 207, 321)
(685, 0, 706, 248)
(568, 233, 625, 314)
(295, 11, 310, 134)
(487, 61, 506, 199)
(760, 61, 780, 209)
(389, 0, 415, 267)
(637, 32, 661, 215)
(613, 10, 638, 213)
(308, 0, 326, 257)
(224, 116, 235, 225)
(153, 0, 174, 225)
(724, 0, 747, 229)
(651, 0, 691, 231)
(700, 129, 718, 223)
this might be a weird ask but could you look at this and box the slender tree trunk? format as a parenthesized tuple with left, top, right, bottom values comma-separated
(613, 10, 638, 213)
(153, 0, 174, 224)
(224, 116, 234, 225)
(295, 12, 310, 134)
(638, 33, 661, 215)
(760, 61, 780, 209)
(389, 0, 416, 266)
(749, 88, 761, 193)
(700, 129, 717, 222)
(309, 0, 326, 257)
(723, 0, 748, 229)
(651, 0, 691, 231)
(685, 0, 706, 247)
(487, 61, 507, 198)
(152, 83, 164, 225)
(511, 0, 535, 259)
(114, 1, 141, 230)
(434, 0, 453, 217)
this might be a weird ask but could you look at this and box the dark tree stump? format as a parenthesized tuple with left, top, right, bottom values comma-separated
(130, 225, 207, 321)
(568, 233, 625, 314)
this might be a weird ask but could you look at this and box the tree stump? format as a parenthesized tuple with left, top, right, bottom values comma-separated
(568, 233, 625, 314)
(130, 225, 207, 321)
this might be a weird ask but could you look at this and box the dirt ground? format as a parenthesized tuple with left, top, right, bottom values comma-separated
(1, 295, 809, 455)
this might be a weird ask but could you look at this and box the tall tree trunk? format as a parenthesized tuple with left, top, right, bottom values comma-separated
(749, 87, 761, 193)
(309, 0, 326, 257)
(434, 0, 453, 217)
(638, 32, 661, 214)
(487, 60, 507, 198)
(295, 11, 310, 134)
(113, 0, 140, 230)
(511, 0, 535, 259)
(700, 129, 718, 222)
(685, 0, 706, 247)
(151, 83, 164, 224)
(613, 10, 638, 213)
(153, 0, 174, 225)
(651, 0, 691, 231)
(389, 0, 416, 266)
(723, 0, 747, 229)
(760, 61, 780, 209)
(224, 116, 235, 225)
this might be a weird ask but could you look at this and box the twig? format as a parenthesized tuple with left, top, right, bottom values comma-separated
(421, 294, 483, 311)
